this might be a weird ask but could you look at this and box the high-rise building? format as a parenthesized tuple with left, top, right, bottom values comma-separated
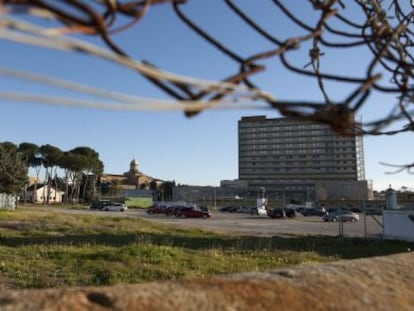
(238, 116, 368, 201)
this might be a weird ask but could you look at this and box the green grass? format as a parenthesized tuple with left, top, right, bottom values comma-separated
(125, 197, 153, 208)
(0, 206, 410, 289)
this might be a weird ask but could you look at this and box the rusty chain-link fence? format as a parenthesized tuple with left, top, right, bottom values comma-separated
(1, 1, 414, 170)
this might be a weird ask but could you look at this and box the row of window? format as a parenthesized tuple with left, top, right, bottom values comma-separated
(240, 172, 357, 179)
(239, 149, 356, 157)
(241, 154, 356, 160)
(239, 147, 355, 154)
(239, 130, 355, 139)
(239, 123, 328, 132)
(240, 166, 356, 172)
(239, 136, 356, 144)
(239, 142, 335, 149)
(239, 130, 330, 137)
(242, 160, 355, 166)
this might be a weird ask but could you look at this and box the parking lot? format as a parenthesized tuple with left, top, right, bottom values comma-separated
(56, 207, 384, 238)
(137, 209, 384, 238)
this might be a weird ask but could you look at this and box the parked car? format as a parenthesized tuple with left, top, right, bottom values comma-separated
(89, 200, 112, 210)
(322, 211, 359, 222)
(301, 208, 326, 217)
(102, 202, 128, 212)
(146, 205, 166, 214)
(285, 208, 296, 218)
(174, 206, 211, 218)
(327, 208, 349, 214)
(165, 205, 187, 216)
(268, 208, 285, 219)
(219, 206, 240, 213)
(199, 206, 210, 212)
(250, 207, 259, 215)
(365, 208, 383, 215)
(268, 208, 296, 219)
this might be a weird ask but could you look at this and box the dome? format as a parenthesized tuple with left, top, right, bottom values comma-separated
(130, 159, 139, 173)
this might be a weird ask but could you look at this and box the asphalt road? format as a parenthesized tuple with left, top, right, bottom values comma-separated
(69, 208, 384, 238)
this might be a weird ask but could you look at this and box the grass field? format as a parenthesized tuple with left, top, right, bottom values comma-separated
(125, 197, 153, 208)
(0, 206, 410, 289)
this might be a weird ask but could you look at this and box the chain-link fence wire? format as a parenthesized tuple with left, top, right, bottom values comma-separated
(1, 1, 414, 168)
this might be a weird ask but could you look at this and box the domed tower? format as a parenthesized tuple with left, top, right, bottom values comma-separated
(125, 158, 142, 188)
(129, 159, 139, 175)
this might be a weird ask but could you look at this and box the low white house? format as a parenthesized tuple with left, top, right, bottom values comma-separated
(382, 187, 414, 242)
(22, 184, 64, 204)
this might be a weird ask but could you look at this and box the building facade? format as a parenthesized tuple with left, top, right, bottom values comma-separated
(100, 159, 161, 190)
(238, 116, 369, 202)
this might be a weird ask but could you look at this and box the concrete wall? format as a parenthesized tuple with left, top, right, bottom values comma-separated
(383, 210, 414, 242)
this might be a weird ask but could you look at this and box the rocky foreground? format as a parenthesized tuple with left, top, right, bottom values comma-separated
(0, 252, 412, 311)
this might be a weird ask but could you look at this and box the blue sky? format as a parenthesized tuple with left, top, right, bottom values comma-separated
(1, 1, 413, 191)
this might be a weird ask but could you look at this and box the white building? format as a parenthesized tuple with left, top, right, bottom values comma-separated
(22, 184, 64, 204)
(383, 187, 414, 242)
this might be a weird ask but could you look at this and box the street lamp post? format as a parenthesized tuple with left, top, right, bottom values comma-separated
(214, 187, 217, 209)
(337, 197, 345, 239)
(363, 199, 367, 239)
(340, 198, 344, 239)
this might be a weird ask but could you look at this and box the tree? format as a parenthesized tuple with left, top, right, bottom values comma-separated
(58, 147, 104, 204)
(18, 142, 40, 202)
(1, 140, 106, 203)
(0, 142, 27, 195)
(69, 147, 103, 203)
(149, 181, 158, 191)
(159, 181, 175, 201)
(18, 142, 39, 165)
(58, 151, 88, 204)
(139, 182, 149, 190)
(39, 144, 63, 204)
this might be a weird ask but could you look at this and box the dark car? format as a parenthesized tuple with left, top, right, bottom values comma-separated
(90, 200, 112, 210)
(238, 206, 253, 214)
(146, 205, 166, 214)
(249, 207, 259, 215)
(174, 206, 211, 218)
(268, 208, 296, 219)
(365, 208, 383, 215)
(219, 206, 240, 213)
(285, 208, 296, 218)
(301, 208, 326, 217)
(268, 208, 285, 218)
(327, 208, 349, 214)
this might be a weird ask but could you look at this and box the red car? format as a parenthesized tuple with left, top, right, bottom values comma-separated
(165, 205, 186, 216)
(174, 206, 211, 219)
(146, 205, 166, 214)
